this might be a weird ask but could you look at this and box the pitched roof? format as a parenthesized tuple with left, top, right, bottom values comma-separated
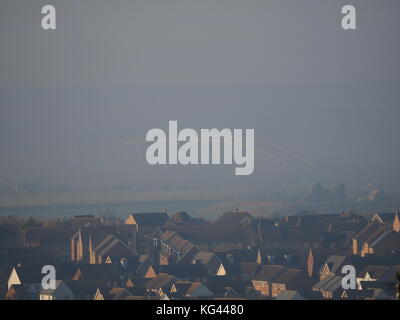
(64, 279, 101, 297)
(144, 273, 176, 291)
(371, 213, 397, 225)
(126, 212, 169, 227)
(369, 229, 400, 250)
(39, 280, 65, 295)
(103, 287, 133, 300)
(73, 264, 123, 281)
(94, 234, 134, 258)
(213, 211, 253, 226)
(275, 290, 304, 300)
(192, 252, 223, 275)
(322, 255, 348, 274)
(12, 264, 46, 284)
(72, 225, 135, 249)
(238, 262, 260, 277)
(312, 274, 343, 293)
(158, 231, 198, 261)
(222, 261, 261, 277)
(158, 264, 209, 278)
(358, 265, 391, 280)
(164, 212, 206, 226)
(348, 253, 400, 270)
(353, 222, 385, 243)
(171, 281, 210, 296)
(6, 284, 30, 300)
(253, 265, 286, 281)
(271, 268, 305, 284)
(11, 262, 77, 284)
(206, 277, 252, 296)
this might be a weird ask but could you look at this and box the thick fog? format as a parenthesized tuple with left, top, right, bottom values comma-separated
(0, 0, 399, 201)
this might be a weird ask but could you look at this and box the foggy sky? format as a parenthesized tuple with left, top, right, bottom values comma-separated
(0, 0, 399, 195)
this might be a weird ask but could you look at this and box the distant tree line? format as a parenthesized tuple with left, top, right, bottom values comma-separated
(309, 183, 346, 202)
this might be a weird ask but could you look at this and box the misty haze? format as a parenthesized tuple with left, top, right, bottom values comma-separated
(0, 0, 399, 219)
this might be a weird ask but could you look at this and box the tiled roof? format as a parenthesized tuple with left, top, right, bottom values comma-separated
(172, 281, 209, 296)
(144, 273, 176, 291)
(164, 212, 206, 226)
(64, 279, 101, 297)
(72, 225, 135, 248)
(321, 255, 348, 274)
(372, 213, 397, 225)
(353, 222, 383, 242)
(253, 265, 286, 281)
(158, 231, 198, 261)
(213, 211, 253, 227)
(127, 212, 169, 227)
(312, 274, 343, 292)
(275, 290, 304, 300)
(94, 234, 134, 258)
(271, 268, 304, 284)
(192, 252, 223, 275)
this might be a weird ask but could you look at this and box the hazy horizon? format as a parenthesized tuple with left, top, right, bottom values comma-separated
(1, 1, 400, 206)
